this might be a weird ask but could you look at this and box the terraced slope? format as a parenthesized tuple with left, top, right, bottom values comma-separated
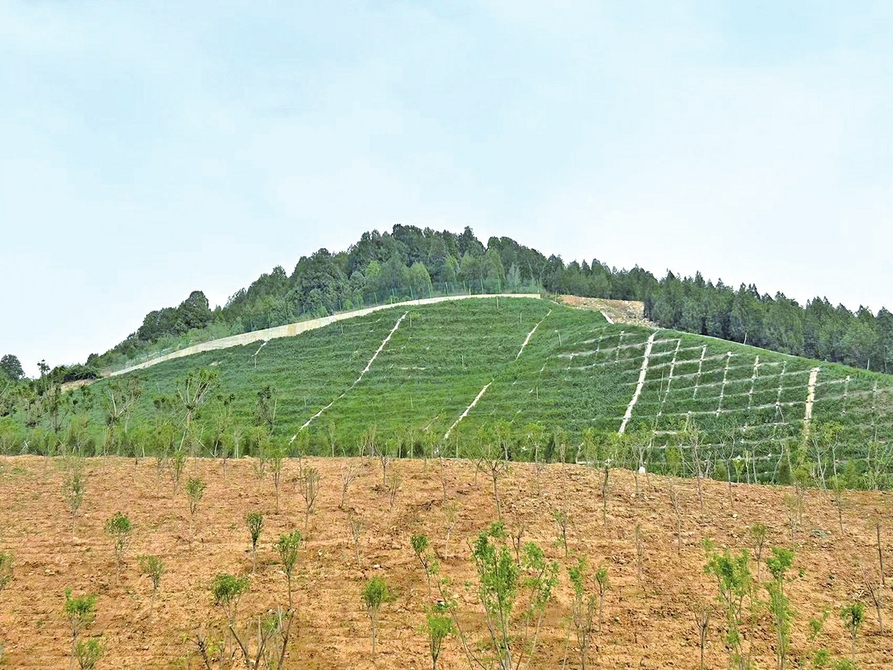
(81, 296, 893, 485)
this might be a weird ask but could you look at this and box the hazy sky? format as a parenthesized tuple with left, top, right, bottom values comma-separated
(2, 2, 892, 377)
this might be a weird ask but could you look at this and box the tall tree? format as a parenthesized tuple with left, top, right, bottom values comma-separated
(0, 355, 24, 381)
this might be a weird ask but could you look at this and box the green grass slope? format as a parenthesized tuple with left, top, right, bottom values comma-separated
(68, 298, 893, 485)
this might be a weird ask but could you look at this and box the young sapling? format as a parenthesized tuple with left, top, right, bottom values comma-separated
(464, 522, 559, 670)
(339, 461, 358, 510)
(442, 502, 459, 559)
(62, 464, 87, 532)
(410, 534, 439, 592)
(387, 473, 401, 512)
(840, 602, 864, 662)
(186, 477, 207, 541)
(509, 517, 526, 564)
(784, 492, 804, 544)
(170, 449, 186, 493)
(635, 524, 645, 589)
(276, 531, 302, 607)
(270, 447, 284, 513)
(594, 566, 609, 633)
(552, 508, 570, 558)
(766, 547, 795, 670)
(212, 573, 250, 628)
(245, 512, 264, 573)
(378, 444, 391, 488)
(349, 515, 364, 566)
(568, 556, 598, 669)
(104, 512, 132, 584)
(688, 599, 711, 670)
(298, 465, 320, 529)
(750, 522, 768, 583)
(64, 590, 98, 670)
(705, 547, 755, 668)
(138, 555, 165, 614)
(424, 602, 454, 670)
(861, 565, 884, 634)
(74, 638, 104, 670)
(871, 515, 886, 587)
(668, 482, 683, 554)
(361, 576, 393, 655)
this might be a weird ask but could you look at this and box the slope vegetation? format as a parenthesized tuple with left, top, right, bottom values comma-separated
(84, 297, 893, 485)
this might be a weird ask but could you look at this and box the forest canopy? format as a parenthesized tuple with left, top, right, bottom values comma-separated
(6, 224, 892, 379)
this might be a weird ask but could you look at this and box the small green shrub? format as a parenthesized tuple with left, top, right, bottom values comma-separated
(411, 533, 439, 592)
(170, 450, 186, 492)
(74, 637, 104, 670)
(840, 602, 864, 662)
(138, 555, 165, 606)
(212, 573, 249, 625)
(186, 477, 207, 541)
(424, 602, 454, 670)
(104, 512, 132, 582)
(766, 548, 795, 670)
(186, 478, 206, 516)
(552, 508, 570, 557)
(361, 576, 393, 655)
(704, 548, 754, 669)
(276, 531, 302, 607)
(464, 522, 559, 670)
(64, 590, 98, 666)
(568, 556, 598, 669)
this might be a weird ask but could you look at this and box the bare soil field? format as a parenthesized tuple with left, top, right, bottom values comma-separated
(556, 296, 655, 328)
(0, 456, 890, 668)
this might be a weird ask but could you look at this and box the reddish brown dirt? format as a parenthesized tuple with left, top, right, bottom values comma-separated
(0, 456, 890, 669)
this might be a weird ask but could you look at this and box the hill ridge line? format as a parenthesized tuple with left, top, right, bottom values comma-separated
(109, 293, 542, 377)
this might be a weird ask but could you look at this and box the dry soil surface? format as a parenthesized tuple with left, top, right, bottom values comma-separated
(557, 296, 655, 328)
(0, 456, 891, 668)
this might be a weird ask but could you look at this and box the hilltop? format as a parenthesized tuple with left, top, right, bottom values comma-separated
(7, 224, 888, 384)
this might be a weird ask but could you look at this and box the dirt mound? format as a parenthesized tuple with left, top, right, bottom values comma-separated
(0, 457, 889, 668)
(558, 295, 656, 327)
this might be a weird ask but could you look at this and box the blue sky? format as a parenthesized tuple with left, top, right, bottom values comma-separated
(2, 1, 892, 376)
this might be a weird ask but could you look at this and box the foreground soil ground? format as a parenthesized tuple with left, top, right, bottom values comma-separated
(0, 456, 890, 668)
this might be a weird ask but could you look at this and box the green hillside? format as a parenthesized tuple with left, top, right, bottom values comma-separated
(14, 296, 887, 488)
